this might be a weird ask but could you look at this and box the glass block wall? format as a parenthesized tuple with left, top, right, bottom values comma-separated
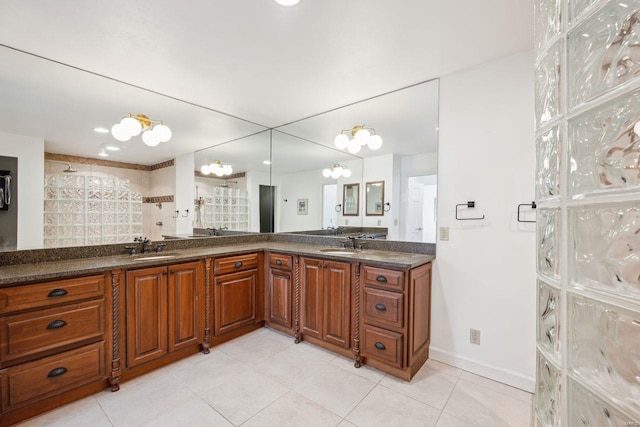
(535, 0, 640, 425)
(43, 174, 143, 247)
(196, 187, 250, 231)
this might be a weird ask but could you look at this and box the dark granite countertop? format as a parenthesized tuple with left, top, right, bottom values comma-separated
(0, 242, 434, 286)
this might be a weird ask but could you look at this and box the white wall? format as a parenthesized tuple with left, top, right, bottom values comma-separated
(174, 154, 194, 234)
(0, 131, 44, 249)
(276, 169, 334, 232)
(362, 154, 397, 237)
(432, 51, 536, 391)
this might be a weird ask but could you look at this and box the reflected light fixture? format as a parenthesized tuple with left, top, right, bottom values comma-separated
(93, 127, 109, 133)
(334, 125, 382, 154)
(322, 164, 352, 179)
(201, 160, 233, 177)
(111, 113, 172, 147)
(274, 0, 300, 5)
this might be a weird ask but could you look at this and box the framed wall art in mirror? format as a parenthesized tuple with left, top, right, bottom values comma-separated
(343, 183, 359, 216)
(366, 181, 384, 216)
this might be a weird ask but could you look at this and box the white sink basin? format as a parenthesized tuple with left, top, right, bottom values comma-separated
(131, 252, 180, 261)
(319, 248, 358, 255)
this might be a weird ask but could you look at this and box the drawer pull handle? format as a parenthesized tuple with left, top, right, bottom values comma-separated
(46, 319, 67, 330)
(375, 303, 387, 311)
(235, 261, 243, 268)
(374, 342, 386, 350)
(162, 270, 168, 276)
(275, 259, 282, 265)
(47, 288, 68, 298)
(376, 275, 388, 283)
(48, 367, 67, 378)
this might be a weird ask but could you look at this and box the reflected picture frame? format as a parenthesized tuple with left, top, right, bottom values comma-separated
(297, 198, 308, 215)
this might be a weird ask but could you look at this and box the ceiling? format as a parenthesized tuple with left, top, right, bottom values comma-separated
(0, 1, 533, 165)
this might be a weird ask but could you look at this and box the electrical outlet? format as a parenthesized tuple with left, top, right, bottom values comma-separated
(470, 329, 481, 345)
(345, 219, 349, 225)
(439, 226, 449, 241)
(377, 219, 381, 226)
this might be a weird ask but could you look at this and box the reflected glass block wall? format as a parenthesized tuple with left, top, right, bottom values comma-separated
(535, 0, 640, 425)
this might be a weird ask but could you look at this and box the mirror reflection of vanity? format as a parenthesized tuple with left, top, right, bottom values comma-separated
(0, 42, 439, 252)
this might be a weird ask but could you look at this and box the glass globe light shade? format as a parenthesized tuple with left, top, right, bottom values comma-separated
(331, 169, 341, 179)
(347, 138, 362, 154)
(322, 168, 332, 178)
(142, 129, 160, 147)
(343, 168, 352, 178)
(214, 168, 225, 177)
(354, 128, 371, 140)
(334, 165, 343, 175)
(334, 134, 349, 150)
(368, 134, 383, 150)
(634, 121, 640, 137)
(120, 117, 142, 136)
(111, 124, 131, 142)
(222, 164, 232, 175)
(210, 163, 221, 172)
(153, 124, 172, 142)
(201, 165, 211, 175)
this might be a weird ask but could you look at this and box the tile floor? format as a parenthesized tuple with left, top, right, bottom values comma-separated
(19, 328, 533, 427)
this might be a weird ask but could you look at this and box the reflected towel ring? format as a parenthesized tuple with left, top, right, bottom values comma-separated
(173, 210, 179, 219)
(335, 204, 342, 212)
(517, 201, 537, 223)
(182, 209, 189, 218)
(455, 201, 485, 220)
(383, 202, 391, 212)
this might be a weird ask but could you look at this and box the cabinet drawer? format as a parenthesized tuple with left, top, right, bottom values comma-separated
(363, 287, 403, 329)
(0, 299, 105, 362)
(268, 253, 293, 271)
(0, 341, 106, 413)
(0, 275, 105, 315)
(362, 324, 403, 368)
(214, 253, 259, 275)
(362, 266, 404, 291)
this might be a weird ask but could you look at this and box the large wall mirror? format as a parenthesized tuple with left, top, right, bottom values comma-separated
(0, 42, 438, 251)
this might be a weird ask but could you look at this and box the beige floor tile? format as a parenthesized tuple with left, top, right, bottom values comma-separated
(166, 350, 248, 395)
(379, 364, 458, 410)
(443, 378, 532, 427)
(201, 370, 289, 425)
(258, 327, 297, 345)
(425, 359, 463, 378)
(346, 385, 441, 427)
(435, 412, 479, 427)
(243, 391, 343, 427)
(295, 340, 341, 362)
(458, 371, 532, 403)
(293, 364, 376, 417)
(330, 356, 386, 383)
(337, 421, 359, 427)
(218, 330, 291, 364)
(254, 345, 332, 388)
(141, 397, 233, 427)
(18, 396, 112, 427)
(96, 371, 197, 426)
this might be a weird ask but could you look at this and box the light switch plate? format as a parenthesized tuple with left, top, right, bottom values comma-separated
(439, 226, 449, 241)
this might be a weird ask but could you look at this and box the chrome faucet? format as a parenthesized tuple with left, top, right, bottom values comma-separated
(347, 236, 357, 249)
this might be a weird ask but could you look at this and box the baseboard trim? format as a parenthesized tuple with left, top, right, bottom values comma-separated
(429, 346, 535, 393)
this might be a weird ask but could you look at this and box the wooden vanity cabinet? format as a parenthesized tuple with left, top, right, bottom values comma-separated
(359, 262, 431, 380)
(0, 274, 110, 420)
(300, 257, 351, 350)
(213, 253, 264, 337)
(265, 252, 294, 333)
(126, 261, 204, 369)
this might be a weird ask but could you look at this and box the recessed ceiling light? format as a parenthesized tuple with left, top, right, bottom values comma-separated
(98, 150, 109, 157)
(274, 0, 300, 6)
(94, 127, 109, 133)
(263, 160, 272, 165)
(105, 145, 121, 151)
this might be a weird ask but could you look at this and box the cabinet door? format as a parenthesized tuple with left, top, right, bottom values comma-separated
(300, 258, 323, 339)
(267, 268, 292, 329)
(408, 262, 431, 364)
(168, 261, 204, 352)
(322, 260, 351, 348)
(126, 267, 168, 368)
(214, 269, 257, 336)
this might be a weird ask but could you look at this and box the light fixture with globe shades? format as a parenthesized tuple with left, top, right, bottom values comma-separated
(334, 125, 382, 154)
(322, 164, 352, 179)
(111, 114, 172, 147)
(200, 160, 234, 177)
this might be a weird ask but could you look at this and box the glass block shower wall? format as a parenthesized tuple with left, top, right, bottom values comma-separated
(535, 0, 640, 425)
(195, 187, 249, 231)
(43, 174, 143, 248)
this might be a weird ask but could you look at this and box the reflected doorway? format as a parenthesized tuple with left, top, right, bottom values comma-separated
(406, 175, 437, 243)
(259, 185, 275, 233)
(322, 183, 338, 229)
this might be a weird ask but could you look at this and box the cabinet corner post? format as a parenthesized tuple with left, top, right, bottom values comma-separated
(294, 256, 302, 344)
(109, 270, 122, 391)
(352, 263, 362, 368)
(202, 258, 212, 354)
